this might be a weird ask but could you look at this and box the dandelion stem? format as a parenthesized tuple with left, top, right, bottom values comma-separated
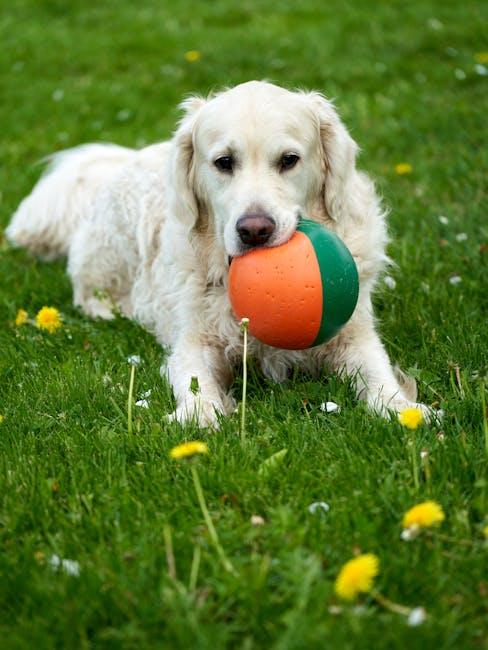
(240, 318, 249, 442)
(410, 438, 419, 490)
(190, 465, 236, 575)
(163, 523, 177, 581)
(454, 365, 465, 398)
(480, 381, 488, 456)
(127, 364, 136, 435)
(421, 452, 431, 483)
(372, 590, 411, 617)
(189, 544, 201, 592)
(425, 529, 474, 547)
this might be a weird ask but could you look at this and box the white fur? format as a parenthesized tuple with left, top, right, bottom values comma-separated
(7, 81, 433, 427)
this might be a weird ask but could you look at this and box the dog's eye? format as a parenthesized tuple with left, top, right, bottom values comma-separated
(280, 153, 300, 171)
(214, 156, 234, 173)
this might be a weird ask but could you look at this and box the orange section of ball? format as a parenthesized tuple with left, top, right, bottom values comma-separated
(228, 231, 323, 349)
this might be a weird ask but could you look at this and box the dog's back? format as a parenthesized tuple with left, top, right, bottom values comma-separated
(6, 143, 135, 260)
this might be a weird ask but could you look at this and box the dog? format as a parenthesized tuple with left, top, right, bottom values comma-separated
(7, 80, 430, 427)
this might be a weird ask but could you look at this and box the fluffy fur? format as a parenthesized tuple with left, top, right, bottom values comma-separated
(7, 80, 431, 426)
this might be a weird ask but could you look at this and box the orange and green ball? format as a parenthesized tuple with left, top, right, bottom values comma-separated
(228, 219, 359, 350)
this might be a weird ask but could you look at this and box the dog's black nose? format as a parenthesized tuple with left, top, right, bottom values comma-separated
(236, 213, 276, 247)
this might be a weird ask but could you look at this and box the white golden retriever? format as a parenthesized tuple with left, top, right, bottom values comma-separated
(7, 80, 431, 426)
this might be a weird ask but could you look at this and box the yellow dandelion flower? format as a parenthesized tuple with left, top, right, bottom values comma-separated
(398, 407, 424, 429)
(403, 501, 445, 530)
(170, 440, 208, 460)
(35, 306, 62, 333)
(15, 309, 28, 326)
(185, 50, 201, 63)
(395, 163, 412, 175)
(474, 52, 488, 64)
(0, 415, 4, 424)
(334, 553, 380, 601)
(482, 525, 488, 538)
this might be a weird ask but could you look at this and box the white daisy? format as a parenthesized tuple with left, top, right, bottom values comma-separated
(408, 607, 427, 626)
(49, 554, 80, 577)
(250, 515, 265, 526)
(320, 401, 341, 413)
(308, 501, 330, 514)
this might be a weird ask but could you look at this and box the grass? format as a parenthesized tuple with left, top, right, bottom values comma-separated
(0, 0, 487, 647)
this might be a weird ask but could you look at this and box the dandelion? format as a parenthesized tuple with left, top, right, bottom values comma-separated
(449, 275, 462, 285)
(438, 215, 449, 224)
(170, 441, 235, 574)
(127, 355, 141, 366)
(474, 64, 487, 76)
(334, 553, 380, 601)
(483, 525, 488, 538)
(36, 306, 62, 333)
(398, 407, 424, 429)
(0, 415, 4, 424)
(170, 441, 208, 460)
(403, 500, 445, 531)
(335, 553, 427, 623)
(455, 233, 467, 242)
(395, 163, 412, 175)
(15, 309, 28, 326)
(185, 50, 201, 62)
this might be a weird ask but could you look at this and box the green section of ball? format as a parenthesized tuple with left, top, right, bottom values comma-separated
(297, 219, 359, 345)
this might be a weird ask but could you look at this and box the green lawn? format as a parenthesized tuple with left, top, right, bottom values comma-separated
(1, 1, 487, 647)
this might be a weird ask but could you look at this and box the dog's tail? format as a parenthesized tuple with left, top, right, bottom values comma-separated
(6, 143, 134, 260)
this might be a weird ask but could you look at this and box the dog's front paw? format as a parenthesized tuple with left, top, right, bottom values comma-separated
(368, 396, 443, 425)
(167, 396, 223, 429)
(80, 297, 115, 320)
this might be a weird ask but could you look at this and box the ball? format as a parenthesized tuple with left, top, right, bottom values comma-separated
(228, 219, 359, 350)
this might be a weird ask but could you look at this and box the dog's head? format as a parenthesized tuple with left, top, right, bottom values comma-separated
(167, 81, 361, 260)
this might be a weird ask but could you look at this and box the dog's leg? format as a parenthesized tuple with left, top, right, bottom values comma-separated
(163, 334, 234, 428)
(329, 315, 438, 422)
(67, 202, 137, 320)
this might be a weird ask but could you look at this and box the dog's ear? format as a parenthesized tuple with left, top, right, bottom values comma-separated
(305, 91, 389, 287)
(305, 92, 362, 223)
(167, 96, 206, 230)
